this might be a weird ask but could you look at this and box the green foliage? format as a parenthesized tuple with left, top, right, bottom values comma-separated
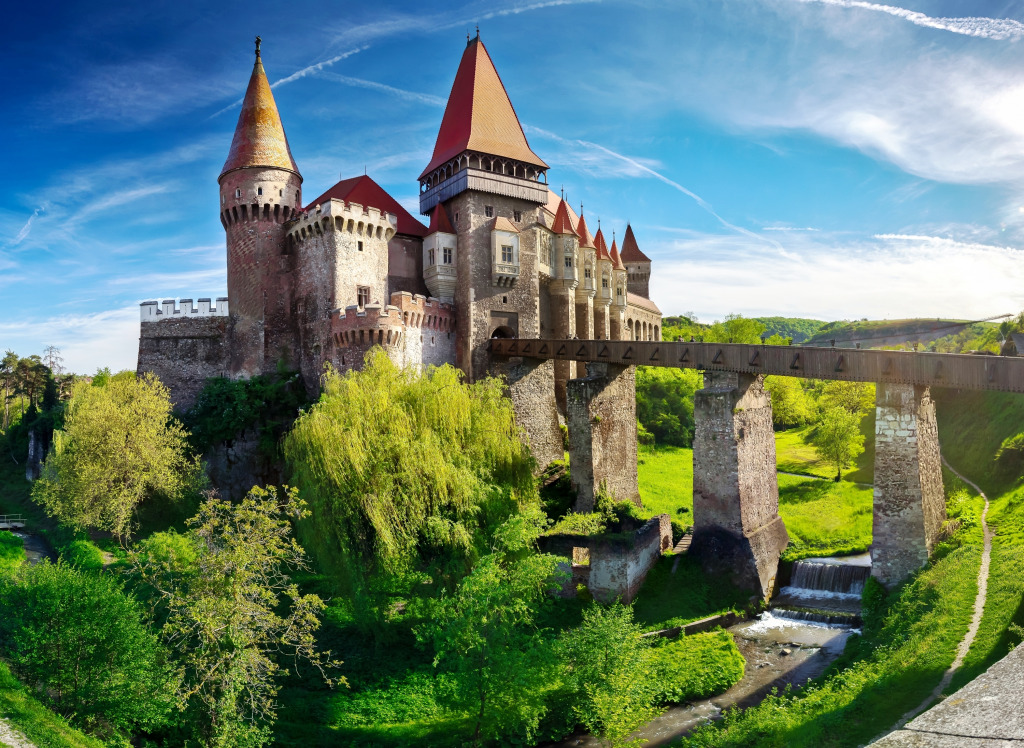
(131, 486, 339, 748)
(182, 371, 308, 455)
(0, 561, 177, 738)
(32, 373, 205, 538)
(62, 539, 105, 569)
(777, 475, 873, 561)
(0, 661, 105, 748)
(818, 380, 875, 415)
(558, 603, 658, 748)
(764, 376, 815, 428)
(808, 406, 865, 481)
(752, 317, 826, 343)
(284, 351, 537, 606)
(547, 511, 607, 536)
(632, 555, 750, 632)
(417, 508, 563, 747)
(648, 630, 745, 704)
(635, 367, 701, 447)
(0, 532, 25, 572)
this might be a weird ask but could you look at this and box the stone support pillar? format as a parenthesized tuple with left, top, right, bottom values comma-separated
(493, 356, 564, 472)
(551, 289, 576, 413)
(567, 362, 640, 512)
(871, 383, 946, 588)
(594, 303, 610, 340)
(610, 309, 624, 340)
(574, 294, 595, 378)
(691, 371, 788, 599)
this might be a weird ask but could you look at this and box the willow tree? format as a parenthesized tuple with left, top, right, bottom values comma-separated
(283, 350, 536, 607)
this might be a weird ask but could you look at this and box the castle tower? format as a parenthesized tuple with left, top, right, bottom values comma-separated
(574, 213, 597, 343)
(609, 235, 627, 339)
(419, 33, 562, 467)
(620, 223, 652, 299)
(550, 197, 579, 410)
(423, 204, 458, 302)
(218, 37, 303, 377)
(593, 225, 613, 339)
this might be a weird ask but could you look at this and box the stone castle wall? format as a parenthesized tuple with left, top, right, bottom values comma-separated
(137, 315, 231, 411)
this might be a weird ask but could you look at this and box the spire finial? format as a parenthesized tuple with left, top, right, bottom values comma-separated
(476, 24, 480, 38)
(580, 202, 584, 216)
(255, 36, 262, 60)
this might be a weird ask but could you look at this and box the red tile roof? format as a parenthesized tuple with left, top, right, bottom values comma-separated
(550, 199, 577, 235)
(594, 227, 610, 261)
(620, 224, 651, 263)
(576, 214, 596, 249)
(491, 216, 520, 233)
(307, 175, 427, 237)
(627, 292, 660, 314)
(221, 50, 300, 179)
(610, 238, 625, 270)
(420, 38, 548, 179)
(543, 190, 580, 232)
(428, 203, 456, 234)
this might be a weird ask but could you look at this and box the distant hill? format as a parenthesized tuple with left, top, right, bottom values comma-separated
(805, 318, 998, 350)
(753, 317, 827, 343)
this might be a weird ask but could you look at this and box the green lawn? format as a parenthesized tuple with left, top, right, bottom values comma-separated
(0, 661, 104, 748)
(774, 415, 875, 484)
(777, 475, 873, 561)
(637, 445, 693, 519)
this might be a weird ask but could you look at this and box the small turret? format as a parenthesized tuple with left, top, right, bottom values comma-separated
(423, 204, 458, 301)
(620, 223, 652, 299)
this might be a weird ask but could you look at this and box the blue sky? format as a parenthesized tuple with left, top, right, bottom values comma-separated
(5, 0, 1024, 373)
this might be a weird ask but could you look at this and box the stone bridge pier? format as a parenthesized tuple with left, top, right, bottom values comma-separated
(492, 356, 564, 472)
(871, 383, 946, 588)
(691, 371, 789, 599)
(566, 362, 640, 512)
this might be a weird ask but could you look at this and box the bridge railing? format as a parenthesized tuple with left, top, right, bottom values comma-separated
(489, 339, 1024, 393)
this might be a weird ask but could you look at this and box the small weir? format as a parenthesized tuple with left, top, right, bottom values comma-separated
(772, 553, 871, 626)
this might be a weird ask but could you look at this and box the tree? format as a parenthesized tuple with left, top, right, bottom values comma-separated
(810, 405, 866, 481)
(706, 314, 767, 344)
(558, 603, 657, 748)
(0, 350, 17, 431)
(31, 372, 204, 538)
(0, 561, 176, 738)
(635, 366, 701, 446)
(819, 380, 874, 415)
(764, 376, 814, 428)
(131, 486, 339, 748)
(418, 508, 563, 746)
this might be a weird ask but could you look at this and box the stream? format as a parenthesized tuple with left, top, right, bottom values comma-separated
(10, 531, 56, 565)
(549, 554, 868, 747)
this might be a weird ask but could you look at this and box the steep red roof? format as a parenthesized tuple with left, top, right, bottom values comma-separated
(620, 224, 651, 263)
(594, 227, 610, 261)
(491, 216, 520, 233)
(428, 204, 456, 234)
(550, 199, 577, 235)
(610, 238, 625, 270)
(307, 175, 427, 237)
(221, 46, 300, 179)
(420, 37, 548, 179)
(576, 214, 596, 249)
(543, 190, 579, 232)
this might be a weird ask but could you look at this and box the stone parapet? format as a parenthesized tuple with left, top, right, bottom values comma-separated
(871, 383, 945, 588)
(141, 298, 229, 322)
(287, 198, 397, 246)
(691, 371, 789, 599)
(389, 291, 456, 332)
(330, 303, 406, 350)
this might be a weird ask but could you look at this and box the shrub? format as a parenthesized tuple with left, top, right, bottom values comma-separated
(648, 630, 745, 704)
(0, 533, 24, 573)
(62, 539, 104, 569)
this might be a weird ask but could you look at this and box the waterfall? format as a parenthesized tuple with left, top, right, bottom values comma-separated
(771, 556, 871, 627)
(789, 561, 870, 595)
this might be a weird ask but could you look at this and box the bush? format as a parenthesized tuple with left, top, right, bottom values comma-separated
(62, 539, 104, 569)
(0, 562, 177, 738)
(648, 630, 745, 704)
(0, 533, 24, 573)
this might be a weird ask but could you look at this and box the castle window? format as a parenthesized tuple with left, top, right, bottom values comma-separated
(485, 206, 494, 218)
(358, 241, 364, 252)
(296, 190, 300, 203)
(357, 286, 370, 307)
(454, 211, 459, 223)
(501, 245, 513, 263)
(234, 188, 241, 198)
(617, 286, 623, 298)
(514, 210, 521, 222)
(257, 187, 263, 196)
(428, 248, 435, 266)
(602, 277, 609, 289)
(584, 267, 592, 279)
(502, 296, 508, 304)
(564, 256, 573, 268)
(279, 189, 283, 197)
(443, 247, 452, 264)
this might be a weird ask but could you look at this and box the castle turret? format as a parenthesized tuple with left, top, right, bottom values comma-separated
(574, 213, 598, 341)
(423, 204, 458, 301)
(609, 234, 627, 339)
(620, 223, 652, 299)
(593, 225, 613, 339)
(218, 37, 303, 376)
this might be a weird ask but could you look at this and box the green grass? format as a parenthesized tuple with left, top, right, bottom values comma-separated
(638, 445, 693, 519)
(632, 555, 751, 632)
(774, 416, 875, 484)
(680, 488, 985, 748)
(777, 475, 873, 561)
(649, 630, 746, 704)
(0, 532, 25, 572)
(0, 661, 105, 748)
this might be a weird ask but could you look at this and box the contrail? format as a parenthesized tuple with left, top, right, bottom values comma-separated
(795, 0, 1024, 41)
(316, 72, 445, 107)
(11, 205, 47, 246)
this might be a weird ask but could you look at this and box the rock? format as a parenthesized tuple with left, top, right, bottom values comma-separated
(780, 648, 792, 656)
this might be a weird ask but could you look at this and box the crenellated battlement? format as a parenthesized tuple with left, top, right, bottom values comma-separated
(330, 303, 406, 349)
(141, 297, 229, 322)
(287, 199, 398, 245)
(389, 291, 456, 332)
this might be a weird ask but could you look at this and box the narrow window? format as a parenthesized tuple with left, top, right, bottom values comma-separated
(234, 188, 241, 198)
(443, 247, 452, 264)
(584, 267, 592, 279)
(502, 296, 508, 304)
(257, 187, 263, 196)
(428, 248, 435, 265)
(602, 277, 609, 289)
(485, 205, 494, 218)
(514, 210, 521, 222)
(501, 245, 513, 263)
(357, 286, 370, 307)
(454, 211, 459, 223)
(279, 189, 283, 197)
(358, 241, 364, 252)
(564, 256, 573, 268)
(296, 190, 300, 203)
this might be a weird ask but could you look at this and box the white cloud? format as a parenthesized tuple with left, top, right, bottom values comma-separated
(315, 71, 446, 107)
(793, 0, 1024, 41)
(0, 306, 140, 375)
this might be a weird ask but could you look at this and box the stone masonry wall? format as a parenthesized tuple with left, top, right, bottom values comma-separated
(204, 426, 283, 502)
(691, 371, 789, 598)
(567, 362, 640, 511)
(137, 316, 231, 411)
(872, 383, 946, 588)
(494, 356, 564, 470)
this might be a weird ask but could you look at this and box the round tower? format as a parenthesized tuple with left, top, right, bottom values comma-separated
(218, 36, 302, 376)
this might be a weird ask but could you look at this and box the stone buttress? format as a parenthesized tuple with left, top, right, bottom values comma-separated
(691, 371, 789, 598)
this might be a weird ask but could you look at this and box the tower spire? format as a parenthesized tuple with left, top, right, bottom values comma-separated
(220, 40, 301, 181)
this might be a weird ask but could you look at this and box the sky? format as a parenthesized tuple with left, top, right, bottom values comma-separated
(4, 0, 1024, 373)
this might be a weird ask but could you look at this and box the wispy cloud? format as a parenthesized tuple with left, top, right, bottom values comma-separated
(10, 205, 47, 246)
(0, 306, 140, 374)
(315, 71, 445, 106)
(794, 0, 1024, 41)
(763, 226, 819, 231)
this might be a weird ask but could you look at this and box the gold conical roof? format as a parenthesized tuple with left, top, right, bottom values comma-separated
(220, 40, 300, 180)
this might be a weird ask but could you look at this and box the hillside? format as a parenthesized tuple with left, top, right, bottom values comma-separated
(753, 316, 826, 343)
(804, 318, 998, 349)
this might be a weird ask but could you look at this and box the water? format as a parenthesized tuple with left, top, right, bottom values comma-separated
(10, 531, 56, 565)
(772, 553, 871, 624)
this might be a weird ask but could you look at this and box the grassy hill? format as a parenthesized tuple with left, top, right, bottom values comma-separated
(753, 316, 827, 343)
(804, 318, 998, 350)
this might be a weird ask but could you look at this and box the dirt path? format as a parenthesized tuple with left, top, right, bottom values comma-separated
(0, 718, 35, 748)
(888, 457, 994, 730)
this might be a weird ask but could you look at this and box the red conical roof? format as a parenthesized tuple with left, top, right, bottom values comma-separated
(220, 45, 300, 180)
(428, 203, 456, 234)
(551, 199, 577, 235)
(610, 237, 625, 270)
(576, 214, 596, 249)
(620, 224, 651, 263)
(594, 227, 610, 261)
(419, 37, 548, 179)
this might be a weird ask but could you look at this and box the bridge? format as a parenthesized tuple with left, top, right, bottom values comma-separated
(490, 339, 1021, 598)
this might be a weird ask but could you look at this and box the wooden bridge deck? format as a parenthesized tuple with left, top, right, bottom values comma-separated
(489, 339, 1024, 393)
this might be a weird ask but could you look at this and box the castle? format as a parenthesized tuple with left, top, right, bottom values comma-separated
(137, 34, 662, 467)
